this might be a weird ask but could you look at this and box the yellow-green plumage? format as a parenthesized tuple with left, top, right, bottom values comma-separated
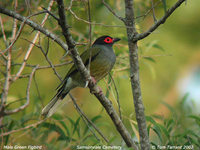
(42, 35, 120, 117)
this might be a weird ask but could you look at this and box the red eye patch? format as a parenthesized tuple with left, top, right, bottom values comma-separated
(104, 37, 113, 43)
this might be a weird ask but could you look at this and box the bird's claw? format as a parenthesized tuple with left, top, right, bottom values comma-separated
(90, 76, 97, 85)
(90, 86, 103, 95)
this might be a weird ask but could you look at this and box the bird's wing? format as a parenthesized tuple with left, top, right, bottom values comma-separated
(66, 47, 101, 77)
(56, 47, 101, 89)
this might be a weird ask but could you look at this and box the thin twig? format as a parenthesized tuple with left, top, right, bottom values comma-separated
(69, 8, 129, 28)
(10, 61, 72, 69)
(66, 0, 132, 29)
(69, 93, 109, 143)
(33, 74, 43, 107)
(134, 0, 161, 20)
(2, 11, 48, 54)
(102, 0, 125, 21)
(0, 40, 12, 112)
(0, 6, 69, 52)
(5, 97, 26, 108)
(3, 66, 38, 116)
(13, 0, 54, 81)
(0, 15, 8, 47)
(151, 0, 157, 23)
(134, 0, 186, 41)
(0, 119, 46, 137)
(87, 0, 92, 76)
(22, 38, 63, 81)
(10, 0, 18, 42)
(2, 18, 25, 54)
(87, 0, 92, 47)
(41, 7, 59, 21)
(108, 73, 121, 119)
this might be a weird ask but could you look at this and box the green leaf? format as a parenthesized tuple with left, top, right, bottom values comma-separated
(145, 40, 165, 52)
(66, 116, 75, 128)
(188, 115, 200, 126)
(161, 101, 175, 114)
(180, 93, 189, 106)
(73, 117, 81, 137)
(152, 126, 163, 143)
(147, 124, 152, 136)
(5, 121, 14, 145)
(59, 121, 70, 137)
(166, 119, 175, 131)
(52, 114, 70, 136)
(152, 44, 165, 52)
(157, 124, 170, 138)
(91, 115, 102, 123)
(143, 61, 156, 79)
(143, 57, 156, 63)
(146, 116, 157, 125)
(41, 122, 68, 141)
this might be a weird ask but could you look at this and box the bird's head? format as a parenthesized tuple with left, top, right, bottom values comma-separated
(92, 35, 121, 47)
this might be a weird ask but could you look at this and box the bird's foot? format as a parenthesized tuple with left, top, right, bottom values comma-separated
(89, 77, 103, 95)
(91, 76, 97, 85)
(90, 86, 103, 95)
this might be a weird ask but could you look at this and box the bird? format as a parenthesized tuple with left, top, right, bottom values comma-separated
(41, 35, 120, 117)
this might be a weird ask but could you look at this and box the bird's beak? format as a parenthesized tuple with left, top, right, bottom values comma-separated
(113, 38, 121, 43)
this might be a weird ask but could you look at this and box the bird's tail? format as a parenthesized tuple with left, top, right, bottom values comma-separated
(42, 77, 75, 118)
(41, 92, 69, 118)
(41, 96, 59, 118)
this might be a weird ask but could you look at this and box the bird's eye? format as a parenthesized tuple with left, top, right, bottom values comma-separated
(104, 37, 113, 43)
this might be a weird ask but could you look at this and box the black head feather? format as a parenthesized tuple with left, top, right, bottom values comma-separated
(92, 35, 120, 46)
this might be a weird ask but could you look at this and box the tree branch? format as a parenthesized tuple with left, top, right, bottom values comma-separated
(0, 6, 69, 52)
(0, 119, 46, 137)
(69, 93, 109, 143)
(102, 0, 125, 22)
(124, 0, 150, 149)
(56, 0, 138, 148)
(134, 0, 186, 41)
(2, 66, 38, 116)
(0, 40, 11, 112)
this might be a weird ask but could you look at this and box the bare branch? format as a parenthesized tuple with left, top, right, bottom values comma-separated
(10, 0, 18, 42)
(134, 0, 186, 41)
(0, 15, 8, 47)
(69, 93, 109, 143)
(13, 0, 54, 81)
(135, 0, 161, 20)
(151, 0, 157, 23)
(66, 0, 133, 29)
(3, 66, 38, 116)
(87, 0, 92, 47)
(0, 6, 69, 52)
(2, 16, 26, 54)
(102, 0, 125, 22)
(124, 0, 150, 149)
(41, 7, 59, 21)
(11, 61, 72, 70)
(87, 0, 92, 76)
(0, 119, 46, 137)
(108, 73, 121, 119)
(0, 44, 11, 112)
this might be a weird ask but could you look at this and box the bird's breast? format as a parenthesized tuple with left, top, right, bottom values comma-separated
(90, 47, 116, 81)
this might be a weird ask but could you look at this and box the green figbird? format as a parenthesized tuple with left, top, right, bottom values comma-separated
(42, 35, 120, 117)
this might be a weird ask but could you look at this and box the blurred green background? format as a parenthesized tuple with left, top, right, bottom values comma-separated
(0, 0, 200, 149)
